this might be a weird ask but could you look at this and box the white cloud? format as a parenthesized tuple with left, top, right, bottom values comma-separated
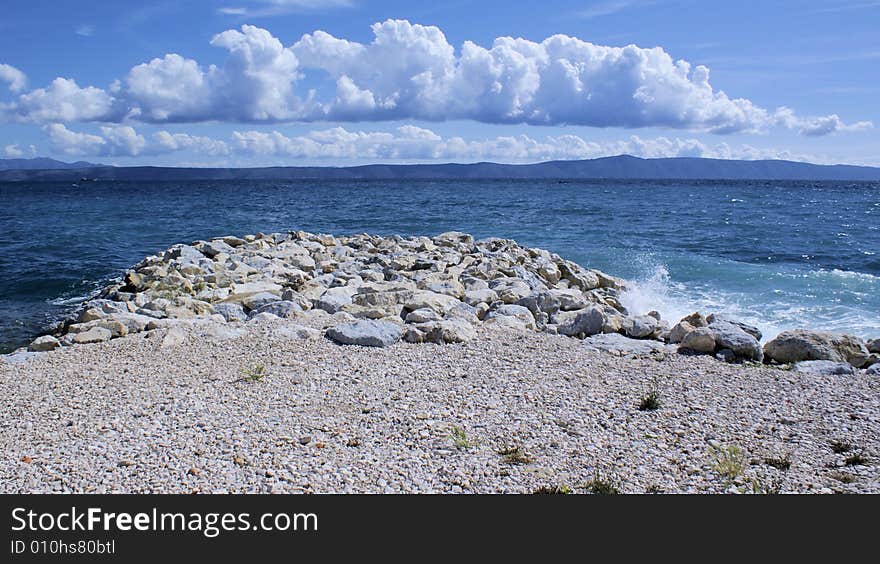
(773, 106, 873, 136)
(3, 144, 25, 157)
(43, 123, 818, 163)
(43, 123, 108, 155)
(119, 26, 314, 122)
(124, 54, 216, 121)
(8, 78, 120, 122)
(0, 63, 27, 93)
(75, 25, 95, 37)
(152, 131, 230, 156)
(4, 20, 871, 137)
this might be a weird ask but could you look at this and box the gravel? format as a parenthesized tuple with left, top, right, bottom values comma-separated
(2, 320, 878, 494)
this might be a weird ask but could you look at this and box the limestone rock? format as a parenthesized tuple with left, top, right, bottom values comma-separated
(556, 307, 605, 337)
(680, 327, 716, 354)
(623, 315, 661, 339)
(667, 321, 695, 344)
(72, 327, 112, 344)
(250, 300, 302, 319)
(213, 303, 248, 322)
(709, 320, 763, 362)
(326, 320, 404, 347)
(707, 314, 762, 341)
(486, 304, 536, 330)
(28, 335, 60, 352)
(764, 330, 870, 367)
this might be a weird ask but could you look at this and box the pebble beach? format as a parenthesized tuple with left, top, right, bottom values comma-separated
(2, 230, 878, 493)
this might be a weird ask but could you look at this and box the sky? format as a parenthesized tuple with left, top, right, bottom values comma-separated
(0, 0, 878, 167)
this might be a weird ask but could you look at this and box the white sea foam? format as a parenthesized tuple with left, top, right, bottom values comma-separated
(619, 265, 694, 324)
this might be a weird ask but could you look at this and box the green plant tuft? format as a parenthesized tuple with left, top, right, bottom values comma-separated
(449, 426, 470, 450)
(638, 390, 662, 411)
(242, 363, 268, 383)
(710, 444, 747, 482)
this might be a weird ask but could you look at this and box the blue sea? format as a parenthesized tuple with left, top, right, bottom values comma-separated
(1, 179, 878, 352)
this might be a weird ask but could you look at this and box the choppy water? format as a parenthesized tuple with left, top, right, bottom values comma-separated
(1, 178, 878, 352)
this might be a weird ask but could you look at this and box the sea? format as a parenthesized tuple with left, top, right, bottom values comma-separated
(0, 178, 878, 353)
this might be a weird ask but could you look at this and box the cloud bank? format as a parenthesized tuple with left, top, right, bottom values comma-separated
(42, 122, 815, 163)
(0, 20, 871, 136)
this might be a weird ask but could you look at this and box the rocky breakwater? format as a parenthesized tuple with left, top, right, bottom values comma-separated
(12, 230, 880, 377)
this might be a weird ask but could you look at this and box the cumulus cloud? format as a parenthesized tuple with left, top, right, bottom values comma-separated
(3, 144, 26, 157)
(0, 63, 27, 93)
(44, 123, 231, 157)
(3, 20, 871, 137)
(153, 131, 231, 156)
(42, 122, 813, 163)
(773, 106, 873, 136)
(8, 78, 121, 122)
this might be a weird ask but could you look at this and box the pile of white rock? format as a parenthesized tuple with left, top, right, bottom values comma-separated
(23, 230, 879, 376)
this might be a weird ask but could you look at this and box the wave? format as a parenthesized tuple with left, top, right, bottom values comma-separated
(618, 261, 880, 341)
(803, 268, 880, 283)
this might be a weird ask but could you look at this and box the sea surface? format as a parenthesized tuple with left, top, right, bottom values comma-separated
(1, 178, 878, 353)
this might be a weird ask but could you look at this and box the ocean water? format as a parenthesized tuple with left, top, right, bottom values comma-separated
(0, 178, 878, 352)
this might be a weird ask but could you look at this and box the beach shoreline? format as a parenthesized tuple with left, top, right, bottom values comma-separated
(3, 230, 878, 493)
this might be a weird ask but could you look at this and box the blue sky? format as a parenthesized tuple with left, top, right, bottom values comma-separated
(1, 0, 878, 166)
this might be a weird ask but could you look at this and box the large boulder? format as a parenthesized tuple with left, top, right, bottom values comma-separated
(403, 291, 461, 315)
(72, 327, 112, 344)
(486, 304, 536, 330)
(707, 314, 762, 341)
(405, 308, 443, 324)
(622, 315, 661, 339)
(680, 327, 716, 354)
(314, 286, 357, 313)
(433, 231, 474, 248)
(763, 330, 870, 367)
(423, 319, 477, 344)
(239, 292, 281, 312)
(709, 319, 763, 362)
(28, 335, 60, 352)
(867, 339, 879, 354)
(463, 288, 499, 307)
(667, 321, 695, 344)
(213, 303, 248, 322)
(325, 320, 404, 347)
(681, 312, 708, 328)
(250, 300, 302, 319)
(556, 307, 605, 337)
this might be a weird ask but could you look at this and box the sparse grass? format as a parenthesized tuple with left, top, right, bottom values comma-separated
(242, 363, 268, 383)
(533, 485, 572, 494)
(449, 426, 470, 450)
(638, 390, 662, 411)
(583, 474, 620, 495)
(498, 446, 534, 465)
(830, 440, 852, 454)
(844, 452, 869, 466)
(710, 444, 748, 482)
(763, 454, 792, 471)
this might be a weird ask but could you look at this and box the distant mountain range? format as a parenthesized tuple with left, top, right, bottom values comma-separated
(0, 157, 103, 171)
(1, 155, 879, 181)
